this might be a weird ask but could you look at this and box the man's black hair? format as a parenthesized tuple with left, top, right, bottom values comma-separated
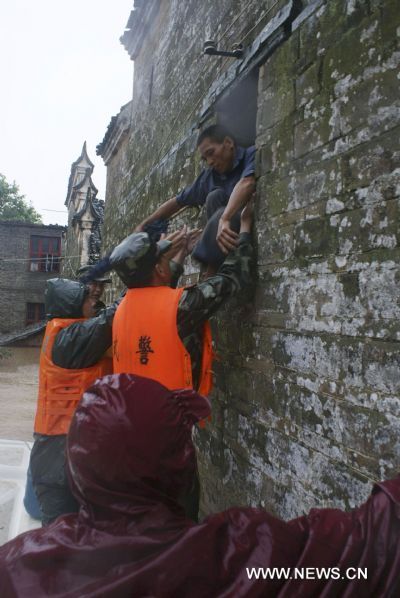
(196, 124, 236, 147)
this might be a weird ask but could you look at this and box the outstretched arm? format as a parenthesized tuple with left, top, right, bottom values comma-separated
(169, 227, 202, 287)
(217, 176, 255, 253)
(135, 197, 180, 232)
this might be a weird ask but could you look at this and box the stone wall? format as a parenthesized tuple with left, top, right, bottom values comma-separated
(97, 102, 132, 304)
(0, 222, 64, 334)
(239, 0, 400, 517)
(102, 0, 400, 518)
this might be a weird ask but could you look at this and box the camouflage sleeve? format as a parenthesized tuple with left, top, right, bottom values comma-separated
(177, 233, 254, 332)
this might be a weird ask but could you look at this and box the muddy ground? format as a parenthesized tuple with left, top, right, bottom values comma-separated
(0, 347, 39, 441)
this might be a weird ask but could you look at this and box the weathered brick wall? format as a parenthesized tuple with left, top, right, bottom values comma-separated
(102, 0, 400, 518)
(0, 222, 64, 334)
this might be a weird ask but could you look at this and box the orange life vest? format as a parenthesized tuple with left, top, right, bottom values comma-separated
(112, 287, 213, 395)
(34, 318, 113, 435)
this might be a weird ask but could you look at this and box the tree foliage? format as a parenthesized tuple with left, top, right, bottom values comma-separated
(0, 347, 12, 361)
(0, 173, 42, 223)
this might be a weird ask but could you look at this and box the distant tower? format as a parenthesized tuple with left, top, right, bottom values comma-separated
(63, 142, 104, 278)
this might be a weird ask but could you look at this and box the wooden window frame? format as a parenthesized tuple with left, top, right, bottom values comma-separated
(26, 302, 45, 325)
(29, 235, 61, 273)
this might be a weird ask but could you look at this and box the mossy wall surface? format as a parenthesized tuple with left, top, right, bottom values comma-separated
(102, 0, 400, 518)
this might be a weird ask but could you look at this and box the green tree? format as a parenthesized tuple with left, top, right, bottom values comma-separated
(0, 173, 42, 223)
(0, 347, 12, 361)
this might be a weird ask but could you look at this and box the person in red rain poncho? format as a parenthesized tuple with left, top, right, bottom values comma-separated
(0, 373, 399, 597)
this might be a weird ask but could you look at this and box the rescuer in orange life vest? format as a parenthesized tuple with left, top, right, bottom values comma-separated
(76, 263, 112, 310)
(110, 203, 255, 519)
(111, 203, 254, 391)
(29, 277, 117, 526)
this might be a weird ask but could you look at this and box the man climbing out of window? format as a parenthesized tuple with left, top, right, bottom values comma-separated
(135, 124, 256, 276)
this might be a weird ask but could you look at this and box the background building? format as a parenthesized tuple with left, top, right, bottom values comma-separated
(0, 221, 64, 339)
(62, 143, 105, 278)
(99, 0, 400, 518)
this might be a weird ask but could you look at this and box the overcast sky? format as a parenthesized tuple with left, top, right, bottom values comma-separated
(0, 0, 134, 226)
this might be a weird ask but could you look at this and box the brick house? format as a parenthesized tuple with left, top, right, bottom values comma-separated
(0, 221, 65, 337)
(98, 0, 400, 518)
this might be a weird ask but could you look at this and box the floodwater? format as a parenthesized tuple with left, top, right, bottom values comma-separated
(0, 347, 39, 441)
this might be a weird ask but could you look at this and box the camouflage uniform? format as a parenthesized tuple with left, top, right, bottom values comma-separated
(177, 232, 254, 388)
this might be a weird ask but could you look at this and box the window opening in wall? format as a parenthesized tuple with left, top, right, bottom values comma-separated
(29, 236, 61, 273)
(26, 302, 45, 325)
(215, 68, 258, 147)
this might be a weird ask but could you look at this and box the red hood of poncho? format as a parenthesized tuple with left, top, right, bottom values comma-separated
(67, 374, 209, 526)
(0, 374, 399, 597)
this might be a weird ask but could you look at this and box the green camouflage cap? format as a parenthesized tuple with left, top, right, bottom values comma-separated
(109, 232, 171, 287)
